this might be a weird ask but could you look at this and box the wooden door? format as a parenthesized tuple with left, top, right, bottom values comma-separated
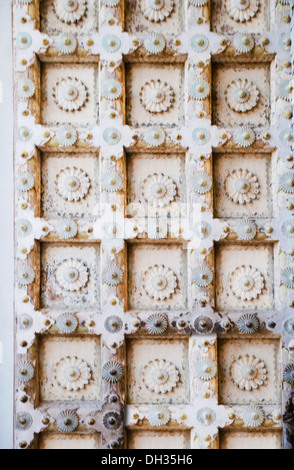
(13, 0, 294, 449)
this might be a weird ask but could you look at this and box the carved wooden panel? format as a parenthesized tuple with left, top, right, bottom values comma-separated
(219, 430, 283, 450)
(13, 0, 294, 450)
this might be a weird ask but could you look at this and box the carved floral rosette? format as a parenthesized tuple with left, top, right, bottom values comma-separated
(54, 356, 92, 391)
(55, 167, 91, 202)
(55, 258, 89, 292)
(52, 77, 89, 112)
(143, 265, 177, 301)
(142, 359, 180, 394)
(141, 0, 175, 23)
(224, 169, 260, 205)
(230, 355, 268, 391)
(140, 79, 175, 114)
(141, 173, 177, 208)
(230, 265, 265, 301)
(225, 78, 259, 113)
(53, 0, 88, 24)
(225, 0, 260, 23)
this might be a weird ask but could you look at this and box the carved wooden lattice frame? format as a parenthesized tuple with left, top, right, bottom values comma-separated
(13, 0, 294, 449)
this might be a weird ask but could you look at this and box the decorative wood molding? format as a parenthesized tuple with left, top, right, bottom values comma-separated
(13, 0, 293, 449)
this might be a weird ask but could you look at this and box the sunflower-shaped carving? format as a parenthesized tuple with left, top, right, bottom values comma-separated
(141, 173, 177, 207)
(224, 169, 260, 205)
(142, 359, 180, 394)
(143, 265, 177, 301)
(230, 355, 268, 391)
(56, 410, 79, 432)
(233, 127, 255, 147)
(242, 406, 264, 428)
(55, 167, 91, 202)
(140, 79, 175, 113)
(55, 258, 89, 292)
(225, 0, 260, 23)
(230, 265, 265, 301)
(54, 356, 91, 391)
(147, 406, 170, 426)
(53, 0, 87, 24)
(141, 0, 175, 22)
(52, 77, 88, 112)
(225, 79, 259, 113)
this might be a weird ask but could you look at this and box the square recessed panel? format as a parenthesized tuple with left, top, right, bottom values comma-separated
(125, 0, 185, 36)
(128, 243, 187, 310)
(211, 0, 270, 34)
(127, 153, 186, 217)
(41, 243, 100, 309)
(42, 63, 98, 127)
(215, 244, 274, 312)
(39, 336, 101, 402)
(218, 338, 281, 406)
(41, 153, 99, 219)
(126, 63, 185, 127)
(127, 338, 190, 404)
(220, 431, 282, 450)
(212, 63, 271, 128)
(127, 430, 191, 450)
(39, 433, 101, 449)
(214, 153, 273, 218)
(40, 0, 99, 34)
